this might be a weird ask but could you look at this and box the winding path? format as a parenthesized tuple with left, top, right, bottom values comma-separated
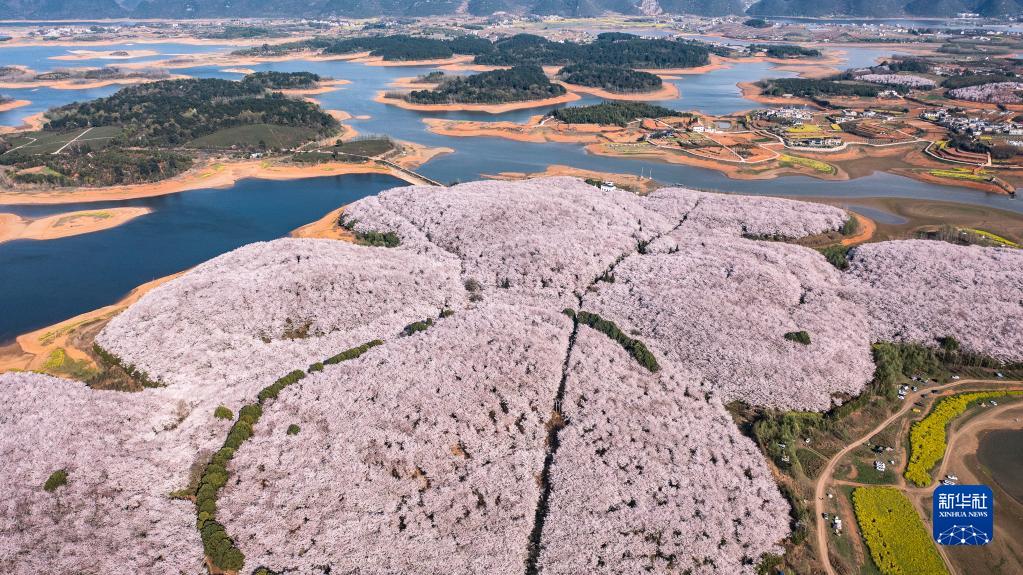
(813, 379, 1023, 575)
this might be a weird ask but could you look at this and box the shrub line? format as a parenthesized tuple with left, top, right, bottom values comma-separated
(192, 338, 385, 572)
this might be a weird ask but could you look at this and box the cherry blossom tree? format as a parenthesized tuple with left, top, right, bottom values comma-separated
(948, 82, 1023, 104)
(538, 327, 789, 574)
(0, 372, 202, 575)
(6, 178, 1021, 574)
(97, 238, 466, 408)
(582, 235, 874, 410)
(218, 302, 572, 574)
(858, 74, 936, 89)
(343, 178, 677, 294)
(844, 240, 1023, 362)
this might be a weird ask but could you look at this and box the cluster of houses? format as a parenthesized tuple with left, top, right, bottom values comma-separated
(922, 108, 1023, 137)
(752, 109, 849, 149)
(785, 136, 843, 149)
(832, 109, 896, 122)
(753, 107, 814, 123)
(25, 26, 108, 39)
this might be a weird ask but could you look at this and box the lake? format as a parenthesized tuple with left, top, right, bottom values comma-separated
(0, 39, 1019, 341)
(977, 428, 1023, 505)
(0, 173, 402, 341)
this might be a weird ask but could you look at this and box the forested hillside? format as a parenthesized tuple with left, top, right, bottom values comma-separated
(745, 0, 1023, 17)
(475, 34, 711, 69)
(0, 74, 339, 187)
(8, 0, 1018, 22)
(557, 63, 664, 93)
(404, 65, 566, 104)
(46, 76, 339, 147)
(240, 34, 714, 73)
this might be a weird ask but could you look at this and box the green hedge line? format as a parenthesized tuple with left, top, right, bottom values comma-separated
(257, 370, 306, 403)
(325, 339, 383, 365)
(92, 343, 163, 388)
(193, 339, 384, 571)
(337, 213, 401, 247)
(569, 309, 660, 372)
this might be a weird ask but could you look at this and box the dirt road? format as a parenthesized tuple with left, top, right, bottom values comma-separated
(813, 379, 1022, 575)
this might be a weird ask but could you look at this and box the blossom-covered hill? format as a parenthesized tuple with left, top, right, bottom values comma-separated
(2, 177, 1021, 574)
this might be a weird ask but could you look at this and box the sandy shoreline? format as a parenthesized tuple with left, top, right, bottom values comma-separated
(353, 54, 476, 68)
(0, 35, 307, 48)
(0, 111, 47, 134)
(114, 49, 366, 72)
(0, 99, 30, 113)
(280, 79, 350, 96)
(375, 91, 581, 114)
(0, 73, 189, 90)
(0, 271, 184, 373)
(389, 76, 441, 90)
(49, 49, 161, 61)
(737, 81, 823, 108)
(556, 81, 680, 101)
(840, 212, 876, 246)
(290, 205, 357, 241)
(0, 207, 152, 243)
(640, 54, 732, 76)
(486, 164, 662, 194)
(0, 158, 415, 205)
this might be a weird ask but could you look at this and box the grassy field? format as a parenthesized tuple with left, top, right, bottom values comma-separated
(779, 154, 837, 175)
(928, 168, 990, 182)
(786, 123, 826, 135)
(850, 458, 898, 486)
(964, 228, 1020, 248)
(4, 126, 121, 155)
(41, 347, 97, 380)
(605, 142, 657, 155)
(187, 124, 320, 149)
(331, 138, 395, 157)
(291, 138, 396, 164)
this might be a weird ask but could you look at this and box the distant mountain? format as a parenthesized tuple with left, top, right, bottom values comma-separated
(0, 0, 733, 18)
(746, 0, 1023, 16)
(1, 0, 127, 19)
(4, 0, 1022, 20)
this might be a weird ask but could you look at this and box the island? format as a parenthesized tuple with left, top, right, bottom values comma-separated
(0, 74, 342, 189)
(377, 65, 580, 113)
(0, 95, 30, 113)
(0, 65, 179, 90)
(0, 207, 152, 243)
(553, 63, 680, 100)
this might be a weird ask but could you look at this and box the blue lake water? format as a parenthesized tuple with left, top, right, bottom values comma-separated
(0, 42, 231, 71)
(0, 174, 403, 341)
(0, 40, 1019, 341)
